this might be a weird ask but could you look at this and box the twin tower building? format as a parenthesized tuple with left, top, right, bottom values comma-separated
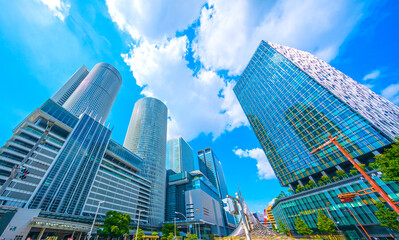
(0, 63, 168, 229)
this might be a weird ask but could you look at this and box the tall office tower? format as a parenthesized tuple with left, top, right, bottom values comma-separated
(234, 41, 399, 237)
(63, 63, 122, 123)
(166, 136, 194, 173)
(0, 64, 152, 239)
(197, 148, 236, 231)
(123, 97, 168, 227)
(51, 65, 89, 106)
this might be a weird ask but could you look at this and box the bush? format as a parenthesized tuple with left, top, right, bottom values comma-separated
(321, 175, 330, 182)
(296, 185, 304, 193)
(308, 180, 316, 187)
(318, 180, 324, 186)
(332, 176, 339, 182)
(336, 170, 346, 176)
(349, 169, 358, 175)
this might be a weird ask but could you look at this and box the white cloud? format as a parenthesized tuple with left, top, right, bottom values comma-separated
(363, 69, 381, 81)
(39, 0, 70, 21)
(193, 0, 370, 75)
(122, 36, 248, 140)
(233, 148, 276, 180)
(106, 0, 205, 41)
(381, 84, 399, 104)
(267, 198, 276, 206)
(364, 84, 374, 89)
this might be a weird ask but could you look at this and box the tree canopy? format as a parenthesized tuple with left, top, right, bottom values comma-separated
(98, 211, 131, 238)
(375, 202, 399, 232)
(161, 223, 179, 240)
(374, 138, 399, 181)
(277, 219, 289, 236)
(317, 210, 336, 233)
(294, 217, 313, 235)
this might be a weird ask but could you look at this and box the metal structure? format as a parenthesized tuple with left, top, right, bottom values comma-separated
(228, 191, 277, 239)
(345, 208, 371, 239)
(0, 120, 54, 196)
(311, 135, 399, 214)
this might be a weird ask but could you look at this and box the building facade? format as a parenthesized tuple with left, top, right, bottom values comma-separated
(166, 137, 194, 174)
(63, 62, 122, 123)
(234, 41, 399, 238)
(165, 170, 226, 237)
(0, 63, 152, 238)
(51, 65, 89, 106)
(197, 148, 236, 231)
(123, 97, 168, 228)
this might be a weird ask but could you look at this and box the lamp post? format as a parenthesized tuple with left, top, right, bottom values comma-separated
(174, 217, 177, 240)
(135, 210, 144, 240)
(311, 135, 399, 215)
(175, 211, 189, 235)
(88, 200, 105, 239)
(325, 202, 343, 236)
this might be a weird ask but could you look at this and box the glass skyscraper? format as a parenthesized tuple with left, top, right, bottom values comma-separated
(234, 41, 396, 187)
(123, 97, 168, 228)
(63, 62, 122, 123)
(0, 63, 151, 238)
(234, 41, 399, 238)
(51, 65, 89, 106)
(166, 136, 194, 173)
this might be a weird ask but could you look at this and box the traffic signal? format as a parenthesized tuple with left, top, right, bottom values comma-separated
(19, 167, 30, 180)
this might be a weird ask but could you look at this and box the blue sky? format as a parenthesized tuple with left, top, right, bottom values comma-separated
(0, 0, 398, 213)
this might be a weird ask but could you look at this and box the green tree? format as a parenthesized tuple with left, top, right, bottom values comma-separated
(317, 180, 324, 186)
(277, 219, 289, 236)
(294, 217, 313, 235)
(135, 228, 145, 240)
(98, 211, 131, 238)
(167, 233, 175, 240)
(186, 234, 198, 240)
(316, 211, 336, 233)
(152, 232, 159, 236)
(374, 139, 399, 181)
(375, 202, 399, 232)
(161, 223, 179, 239)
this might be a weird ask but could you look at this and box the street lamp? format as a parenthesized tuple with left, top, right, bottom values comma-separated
(88, 200, 105, 239)
(175, 211, 189, 235)
(325, 202, 343, 236)
(135, 210, 145, 240)
(311, 135, 399, 215)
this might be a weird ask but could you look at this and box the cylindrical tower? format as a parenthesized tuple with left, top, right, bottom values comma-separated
(63, 62, 122, 122)
(123, 97, 167, 227)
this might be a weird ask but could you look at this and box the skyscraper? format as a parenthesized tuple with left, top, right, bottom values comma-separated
(63, 62, 122, 123)
(234, 41, 396, 187)
(0, 64, 151, 239)
(197, 148, 236, 231)
(123, 97, 168, 227)
(51, 65, 89, 106)
(234, 41, 399, 237)
(166, 136, 194, 173)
